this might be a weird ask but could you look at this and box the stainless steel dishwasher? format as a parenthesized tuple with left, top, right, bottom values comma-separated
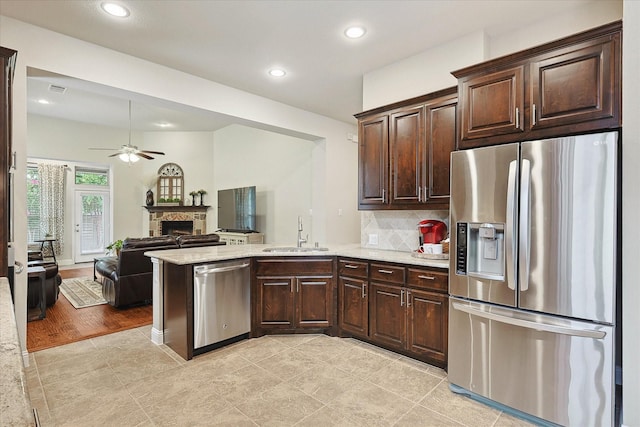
(193, 258, 250, 352)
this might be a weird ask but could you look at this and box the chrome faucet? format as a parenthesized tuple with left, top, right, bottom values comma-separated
(297, 216, 308, 247)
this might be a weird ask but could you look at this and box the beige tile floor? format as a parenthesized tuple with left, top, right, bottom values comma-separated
(26, 326, 535, 426)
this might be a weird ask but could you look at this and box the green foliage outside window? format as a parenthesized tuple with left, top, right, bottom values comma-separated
(75, 170, 108, 185)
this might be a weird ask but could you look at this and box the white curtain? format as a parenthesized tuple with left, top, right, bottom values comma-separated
(37, 163, 66, 256)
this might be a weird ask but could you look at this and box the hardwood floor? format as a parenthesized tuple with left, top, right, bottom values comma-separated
(26, 265, 153, 352)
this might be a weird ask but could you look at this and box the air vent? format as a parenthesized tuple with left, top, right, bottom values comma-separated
(48, 84, 67, 94)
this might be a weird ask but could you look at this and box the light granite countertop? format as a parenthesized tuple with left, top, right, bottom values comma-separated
(0, 278, 36, 427)
(145, 243, 449, 270)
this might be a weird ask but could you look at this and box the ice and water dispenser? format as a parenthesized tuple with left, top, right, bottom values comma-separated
(456, 222, 505, 281)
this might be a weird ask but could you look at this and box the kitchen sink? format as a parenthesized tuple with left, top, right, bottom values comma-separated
(262, 246, 329, 253)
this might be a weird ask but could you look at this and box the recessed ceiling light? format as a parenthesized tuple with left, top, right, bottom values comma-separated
(37, 99, 50, 105)
(156, 122, 173, 128)
(268, 68, 286, 78)
(101, 2, 130, 17)
(344, 26, 366, 39)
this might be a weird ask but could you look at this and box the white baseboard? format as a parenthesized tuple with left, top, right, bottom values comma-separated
(151, 327, 164, 345)
(22, 350, 30, 367)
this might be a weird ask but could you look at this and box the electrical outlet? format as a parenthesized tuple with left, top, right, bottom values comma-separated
(368, 234, 378, 245)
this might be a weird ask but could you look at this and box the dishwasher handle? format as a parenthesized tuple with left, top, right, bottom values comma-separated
(194, 262, 250, 276)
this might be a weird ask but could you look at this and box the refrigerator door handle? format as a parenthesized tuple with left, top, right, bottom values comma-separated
(451, 302, 606, 339)
(519, 159, 531, 292)
(505, 160, 518, 290)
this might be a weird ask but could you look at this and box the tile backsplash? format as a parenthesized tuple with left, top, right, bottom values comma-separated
(360, 210, 449, 252)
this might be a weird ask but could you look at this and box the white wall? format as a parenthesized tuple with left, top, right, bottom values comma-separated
(488, 0, 623, 58)
(0, 16, 360, 362)
(26, 116, 343, 254)
(139, 131, 216, 234)
(362, 31, 487, 111)
(213, 125, 314, 244)
(27, 114, 143, 260)
(363, 1, 623, 112)
(622, 1, 639, 425)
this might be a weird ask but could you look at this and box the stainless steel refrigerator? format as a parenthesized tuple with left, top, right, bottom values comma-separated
(448, 131, 619, 426)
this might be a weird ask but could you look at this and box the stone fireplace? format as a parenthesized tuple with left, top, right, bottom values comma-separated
(145, 206, 209, 237)
(162, 220, 193, 236)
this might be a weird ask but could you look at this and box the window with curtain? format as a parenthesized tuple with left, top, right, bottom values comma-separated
(26, 166, 42, 242)
(34, 163, 66, 256)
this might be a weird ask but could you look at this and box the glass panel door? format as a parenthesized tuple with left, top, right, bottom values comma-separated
(74, 190, 110, 263)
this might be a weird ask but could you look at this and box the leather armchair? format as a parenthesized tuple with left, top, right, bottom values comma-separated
(27, 262, 61, 308)
(96, 236, 179, 308)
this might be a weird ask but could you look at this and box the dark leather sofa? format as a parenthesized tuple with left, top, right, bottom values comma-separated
(95, 234, 225, 308)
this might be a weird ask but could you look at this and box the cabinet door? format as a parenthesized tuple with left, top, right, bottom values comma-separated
(358, 115, 388, 207)
(406, 289, 448, 364)
(257, 277, 294, 328)
(389, 106, 424, 205)
(459, 66, 525, 144)
(530, 34, 619, 130)
(426, 97, 456, 200)
(369, 283, 405, 350)
(296, 276, 333, 328)
(339, 276, 368, 337)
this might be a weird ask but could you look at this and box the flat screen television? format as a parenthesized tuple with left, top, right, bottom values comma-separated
(217, 186, 257, 232)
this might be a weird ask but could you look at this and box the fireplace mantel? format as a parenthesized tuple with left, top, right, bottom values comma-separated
(144, 205, 210, 213)
(145, 206, 210, 236)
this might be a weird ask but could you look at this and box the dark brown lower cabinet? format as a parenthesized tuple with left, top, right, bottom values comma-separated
(369, 282, 405, 351)
(257, 277, 294, 328)
(339, 258, 449, 368)
(406, 288, 448, 365)
(338, 276, 368, 338)
(254, 257, 334, 335)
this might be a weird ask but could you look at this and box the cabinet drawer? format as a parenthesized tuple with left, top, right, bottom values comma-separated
(256, 258, 333, 276)
(338, 259, 368, 279)
(407, 268, 448, 293)
(370, 263, 405, 285)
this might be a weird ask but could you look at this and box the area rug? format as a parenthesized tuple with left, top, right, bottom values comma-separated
(60, 277, 107, 309)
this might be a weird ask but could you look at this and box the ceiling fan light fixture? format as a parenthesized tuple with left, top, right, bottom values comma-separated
(119, 152, 140, 163)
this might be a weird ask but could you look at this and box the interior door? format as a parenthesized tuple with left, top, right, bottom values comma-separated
(74, 190, 110, 263)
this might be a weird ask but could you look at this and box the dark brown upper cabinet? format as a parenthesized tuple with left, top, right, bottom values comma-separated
(355, 87, 456, 210)
(454, 20, 621, 149)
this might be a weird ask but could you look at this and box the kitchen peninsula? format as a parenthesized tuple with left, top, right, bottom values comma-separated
(145, 244, 448, 364)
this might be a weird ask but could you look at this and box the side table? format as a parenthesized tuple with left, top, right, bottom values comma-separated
(34, 238, 57, 264)
(27, 266, 46, 321)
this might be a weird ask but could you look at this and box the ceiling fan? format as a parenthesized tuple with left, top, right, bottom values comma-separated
(89, 100, 165, 163)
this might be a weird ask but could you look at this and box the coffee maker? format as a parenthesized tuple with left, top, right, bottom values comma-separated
(418, 219, 447, 246)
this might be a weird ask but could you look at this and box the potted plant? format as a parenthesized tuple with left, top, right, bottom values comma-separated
(158, 197, 182, 206)
(198, 189, 207, 206)
(106, 239, 123, 257)
(189, 190, 198, 206)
